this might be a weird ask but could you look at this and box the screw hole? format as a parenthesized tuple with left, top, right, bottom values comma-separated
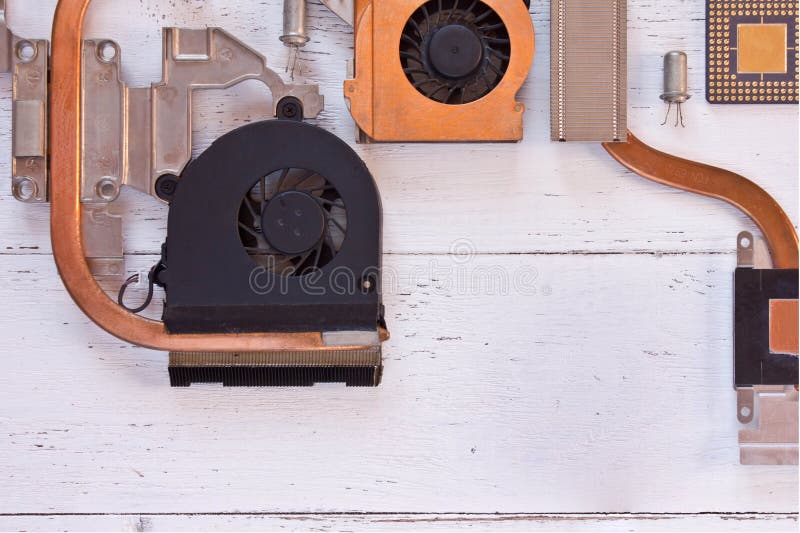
(740, 406, 752, 418)
(740, 236, 752, 249)
(14, 177, 37, 202)
(362, 276, 376, 293)
(16, 41, 36, 63)
(96, 178, 119, 201)
(97, 41, 118, 63)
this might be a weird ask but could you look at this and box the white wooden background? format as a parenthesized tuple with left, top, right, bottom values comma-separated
(0, 0, 798, 531)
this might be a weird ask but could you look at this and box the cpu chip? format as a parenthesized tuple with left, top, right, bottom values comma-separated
(738, 23, 788, 73)
(706, 1, 799, 104)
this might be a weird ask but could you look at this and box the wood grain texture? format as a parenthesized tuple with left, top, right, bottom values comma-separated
(1, 513, 797, 532)
(0, 0, 796, 256)
(0, 254, 798, 516)
(0, 0, 797, 529)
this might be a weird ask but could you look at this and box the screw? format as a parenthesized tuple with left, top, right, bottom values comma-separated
(278, 97, 303, 121)
(155, 174, 180, 202)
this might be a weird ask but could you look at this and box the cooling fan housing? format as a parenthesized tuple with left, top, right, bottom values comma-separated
(162, 120, 382, 334)
(157, 120, 385, 386)
(344, 0, 534, 142)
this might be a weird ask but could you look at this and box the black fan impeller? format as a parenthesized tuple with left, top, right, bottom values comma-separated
(238, 168, 347, 276)
(399, 0, 512, 105)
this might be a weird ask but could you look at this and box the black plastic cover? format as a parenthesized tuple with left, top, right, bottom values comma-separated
(734, 267, 799, 387)
(161, 120, 383, 335)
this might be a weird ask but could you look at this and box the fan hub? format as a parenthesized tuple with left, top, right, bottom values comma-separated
(261, 190, 326, 256)
(427, 24, 484, 79)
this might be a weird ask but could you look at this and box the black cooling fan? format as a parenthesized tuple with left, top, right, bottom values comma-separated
(237, 168, 347, 277)
(159, 120, 383, 336)
(399, 0, 516, 105)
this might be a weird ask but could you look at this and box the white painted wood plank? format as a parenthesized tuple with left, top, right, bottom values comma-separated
(0, 0, 795, 256)
(0, 0, 797, 526)
(0, 253, 796, 514)
(1, 513, 797, 532)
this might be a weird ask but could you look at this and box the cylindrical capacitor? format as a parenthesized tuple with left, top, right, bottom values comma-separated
(660, 51, 690, 103)
(281, 0, 310, 47)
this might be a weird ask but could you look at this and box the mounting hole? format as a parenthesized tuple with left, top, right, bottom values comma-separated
(740, 236, 752, 249)
(13, 177, 37, 202)
(97, 41, 118, 63)
(740, 406, 752, 418)
(16, 41, 36, 63)
(362, 275, 377, 293)
(96, 178, 120, 202)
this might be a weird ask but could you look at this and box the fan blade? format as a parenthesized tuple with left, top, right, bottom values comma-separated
(476, 22, 504, 32)
(487, 47, 510, 61)
(312, 239, 324, 269)
(328, 216, 347, 234)
(412, 77, 440, 89)
(445, 84, 460, 104)
(424, 83, 449, 99)
(239, 222, 263, 240)
(243, 195, 260, 224)
(461, 0, 479, 22)
(400, 34, 423, 54)
(294, 171, 320, 190)
(486, 59, 504, 77)
(400, 51, 424, 64)
(291, 247, 317, 274)
(276, 167, 291, 192)
(403, 67, 430, 75)
(472, 8, 493, 24)
(420, 4, 432, 28)
(407, 17, 424, 38)
(315, 196, 346, 209)
(306, 184, 337, 194)
(445, 0, 460, 23)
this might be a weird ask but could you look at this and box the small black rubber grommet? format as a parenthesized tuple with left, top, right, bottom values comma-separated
(277, 97, 304, 121)
(155, 174, 180, 202)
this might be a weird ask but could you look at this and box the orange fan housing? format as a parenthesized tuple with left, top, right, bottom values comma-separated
(344, 0, 535, 142)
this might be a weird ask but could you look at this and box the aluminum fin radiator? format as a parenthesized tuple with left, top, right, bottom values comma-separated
(551, 0, 627, 142)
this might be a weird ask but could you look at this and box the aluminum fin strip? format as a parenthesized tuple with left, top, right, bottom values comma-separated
(169, 349, 382, 368)
(551, 0, 627, 142)
(168, 349, 383, 387)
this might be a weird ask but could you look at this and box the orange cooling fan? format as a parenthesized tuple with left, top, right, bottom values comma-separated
(339, 0, 535, 142)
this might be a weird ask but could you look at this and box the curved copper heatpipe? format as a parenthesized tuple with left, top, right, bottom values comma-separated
(604, 132, 799, 270)
(50, 0, 388, 352)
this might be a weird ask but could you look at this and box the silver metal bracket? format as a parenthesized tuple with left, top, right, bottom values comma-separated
(0, 0, 11, 72)
(82, 28, 324, 202)
(737, 231, 755, 268)
(737, 386, 799, 465)
(2, 1, 49, 203)
(2, 4, 324, 280)
(321, 0, 355, 26)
